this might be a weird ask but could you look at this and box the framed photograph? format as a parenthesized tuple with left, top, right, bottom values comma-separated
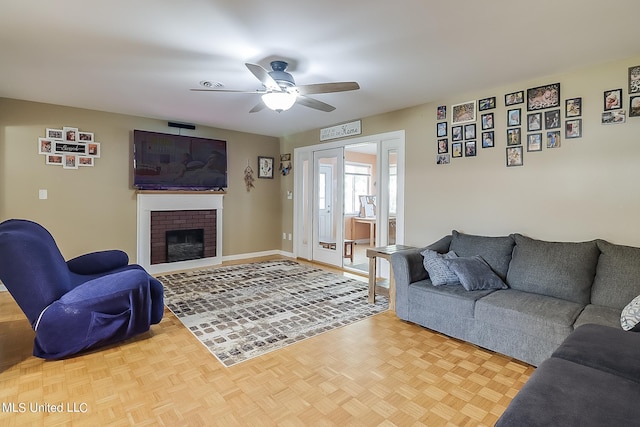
(565, 98, 582, 117)
(565, 119, 582, 139)
(63, 126, 79, 142)
(544, 109, 561, 129)
(527, 133, 542, 152)
(629, 65, 640, 94)
(451, 125, 463, 141)
(506, 146, 523, 167)
(527, 83, 560, 111)
(602, 110, 626, 124)
(437, 138, 448, 154)
(464, 123, 476, 140)
(547, 131, 561, 148)
(481, 113, 494, 130)
(507, 108, 521, 126)
(604, 89, 623, 111)
(63, 154, 78, 170)
(78, 131, 94, 142)
(451, 142, 463, 158)
(46, 154, 63, 165)
(507, 128, 521, 146)
(437, 105, 446, 120)
(78, 156, 94, 167)
(46, 128, 63, 140)
(630, 96, 640, 117)
(481, 131, 494, 148)
(505, 91, 524, 106)
(38, 138, 54, 154)
(436, 154, 450, 165)
(451, 100, 476, 124)
(527, 113, 542, 131)
(479, 97, 496, 111)
(437, 122, 448, 137)
(87, 142, 100, 157)
(258, 156, 274, 178)
(465, 141, 477, 157)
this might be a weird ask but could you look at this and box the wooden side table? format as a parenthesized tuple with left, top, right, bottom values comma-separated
(366, 245, 415, 311)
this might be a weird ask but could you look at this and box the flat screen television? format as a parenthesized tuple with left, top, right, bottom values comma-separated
(133, 130, 227, 190)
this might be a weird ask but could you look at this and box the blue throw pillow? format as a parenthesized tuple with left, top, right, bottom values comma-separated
(420, 249, 459, 286)
(442, 255, 508, 291)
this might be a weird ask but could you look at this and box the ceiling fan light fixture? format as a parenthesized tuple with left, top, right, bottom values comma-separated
(262, 91, 297, 112)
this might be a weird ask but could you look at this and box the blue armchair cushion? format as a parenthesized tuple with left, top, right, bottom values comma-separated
(67, 250, 129, 275)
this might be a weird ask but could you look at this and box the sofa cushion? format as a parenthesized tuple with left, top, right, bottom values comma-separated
(408, 279, 495, 319)
(506, 234, 599, 304)
(574, 304, 622, 330)
(552, 323, 640, 383)
(475, 289, 582, 339)
(495, 357, 640, 427)
(449, 230, 514, 280)
(442, 256, 508, 291)
(621, 294, 640, 332)
(591, 240, 640, 309)
(420, 249, 459, 286)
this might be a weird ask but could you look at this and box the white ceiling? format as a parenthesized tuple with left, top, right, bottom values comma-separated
(2, 0, 639, 138)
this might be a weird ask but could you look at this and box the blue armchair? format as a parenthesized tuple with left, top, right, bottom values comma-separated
(0, 219, 164, 359)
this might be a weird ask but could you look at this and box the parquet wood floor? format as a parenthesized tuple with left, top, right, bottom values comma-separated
(0, 257, 534, 426)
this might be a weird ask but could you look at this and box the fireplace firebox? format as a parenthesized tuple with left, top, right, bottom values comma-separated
(166, 228, 204, 262)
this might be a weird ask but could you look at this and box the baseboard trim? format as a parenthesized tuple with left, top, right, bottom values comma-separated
(222, 250, 295, 262)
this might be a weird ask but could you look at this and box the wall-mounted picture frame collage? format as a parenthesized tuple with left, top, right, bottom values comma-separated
(39, 126, 100, 169)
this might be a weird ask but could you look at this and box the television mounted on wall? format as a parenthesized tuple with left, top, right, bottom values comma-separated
(133, 130, 227, 191)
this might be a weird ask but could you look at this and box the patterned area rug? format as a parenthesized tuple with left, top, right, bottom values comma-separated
(159, 259, 388, 367)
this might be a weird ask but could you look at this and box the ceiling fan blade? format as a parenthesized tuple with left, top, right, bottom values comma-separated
(245, 63, 281, 91)
(190, 88, 265, 94)
(297, 82, 360, 95)
(249, 100, 266, 113)
(296, 96, 336, 112)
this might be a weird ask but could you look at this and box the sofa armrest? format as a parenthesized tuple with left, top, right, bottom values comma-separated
(391, 235, 452, 320)
(66, 250, 129, 275)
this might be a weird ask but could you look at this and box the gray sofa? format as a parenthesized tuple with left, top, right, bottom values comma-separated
(391, 230, 640, 366)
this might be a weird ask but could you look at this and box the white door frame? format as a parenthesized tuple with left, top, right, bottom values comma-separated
(293, 130, 405, 267)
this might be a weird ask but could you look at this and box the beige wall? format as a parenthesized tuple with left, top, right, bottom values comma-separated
(281, 54, 640, 248)
(0, 98, 282, 261)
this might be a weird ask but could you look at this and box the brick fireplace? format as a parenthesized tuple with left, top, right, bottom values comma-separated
(137, 192, 223, 274)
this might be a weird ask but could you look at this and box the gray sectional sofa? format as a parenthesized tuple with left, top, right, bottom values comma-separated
(391, 230, 640, 367)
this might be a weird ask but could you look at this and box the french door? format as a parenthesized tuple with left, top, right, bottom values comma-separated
(311, 148, 344, 266)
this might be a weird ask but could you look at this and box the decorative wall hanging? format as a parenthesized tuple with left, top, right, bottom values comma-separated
(481, 113, 494, 130)
(506, 146, 523, 167)
(527, 83, 560, 111)
(38, 126, 100, 169)
(527, 134, 542, 152)
(565, 119, 582, 138)
(436, 122, 447, 137)
(279, 153, 292, 176)
(437, 105, 446, 120)
(507, 108, 521, 126)
(243, 162, 255, 191)
(482, 131, 495, 148)
(258, 156, 274, 179)
(602, 110, 626, 124)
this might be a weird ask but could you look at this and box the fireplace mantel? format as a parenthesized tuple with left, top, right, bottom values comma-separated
(137, 192, 223, 274)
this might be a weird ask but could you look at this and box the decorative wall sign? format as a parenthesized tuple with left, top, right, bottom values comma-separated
(38, 126, 100, 170)
(527, 83, 560, 111)
(320, 120, 362, 141)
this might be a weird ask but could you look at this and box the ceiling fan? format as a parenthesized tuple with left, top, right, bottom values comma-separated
(191, 60, 360, 113)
